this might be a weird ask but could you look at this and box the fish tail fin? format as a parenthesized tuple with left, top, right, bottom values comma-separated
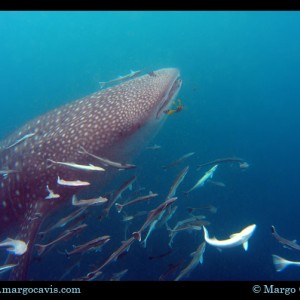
(115, 203, 123, 213)
(35, 244, 47, 256)
(202, 226, 209, 241)
(78, 145, 87, 154)
(272, 254, 291, 272)
(72, 194, 78, 206)
(165, 222, 172, 231)
(46, 159, 55, 169)
(65, 249, 70, 259)
(132, 231, 141, 241)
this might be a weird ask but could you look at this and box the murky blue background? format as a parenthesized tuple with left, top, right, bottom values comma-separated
(1, 11, 300, 280)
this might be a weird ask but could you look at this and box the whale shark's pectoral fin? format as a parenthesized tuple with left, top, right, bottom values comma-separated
(216, 247, 223, 253)
(243, 241, 248, 251)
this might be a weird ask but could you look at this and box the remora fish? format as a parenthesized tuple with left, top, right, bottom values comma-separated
(166, 165, 189, 199)
(72, 194, 108, 207)
(271, 225, 300, 250)
(185, 164, 218, 193)
(0, 67, 181, 280)
(168, 216, 208, 247)
(57, 176, 90, 187)
(162, 152, 195, 170)
(196, 157, 246, 170)
(115, 192, 158, 213)
(100, 175, 137, 219)
(0, 264, 18, 274)
(203, 224, 256, 250)
(272, 254, 300, 272)
(174, 241, 206, 281)
(78, 146, 136, 170)
(47, 159, 105, 171)
(65, 235, 110, 257)
(109, 269, 128, 281)
(35, 223, 88, 256)
(187, 205, 217, 214)
(99, 70, 142, 88)
(4, 133, 37, 150)
(132, 197, 177, 242)
(78, 237, 136, 280)
(38, 207, 87, 238)
(145, 144, 161, 150)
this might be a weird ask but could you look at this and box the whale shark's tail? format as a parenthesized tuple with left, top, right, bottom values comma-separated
(272, 254, 291, 272)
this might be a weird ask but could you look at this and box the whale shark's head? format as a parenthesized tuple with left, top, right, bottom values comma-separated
(100, 68, 182, 135)
(94, 68, 182, 159)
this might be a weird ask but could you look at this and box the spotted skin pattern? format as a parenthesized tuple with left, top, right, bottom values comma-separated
(0, 68, 181, 280)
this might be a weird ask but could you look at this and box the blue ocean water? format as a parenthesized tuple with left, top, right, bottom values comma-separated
(1, 11, 300, 281)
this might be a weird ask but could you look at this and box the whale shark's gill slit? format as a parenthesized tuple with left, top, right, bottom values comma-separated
(156, 77, 182, 119)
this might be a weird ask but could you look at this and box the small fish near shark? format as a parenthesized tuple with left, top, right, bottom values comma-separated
(203, 224, 256, 251)
(0, 68, 182, 280)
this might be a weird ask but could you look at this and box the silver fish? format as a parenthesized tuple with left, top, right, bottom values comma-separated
(271, 225, 300, 250)
(35, 224, 88, 256)
(65, 235, 110, 256)
(196, 157, 245, 170)
(272, 254, 300, 272)
(115, 192, 158, 213)
(166, 165, 189, 199)
(174, 242, 206, 281)
(100, 175, 137, 218)
(72, 194, 108, 206)
(162, 152, 195, 170)
(0, 263, 18, 274)
(57, 176, 90, 187)
(132, 197, 177, 242)
(145, 144, 161, 150)
(78, 237, 136, 280)
(38, 207, 87, 238)
(4, 132, 37, 150)
(109, 269, 128, 281)
(185, 164, 218, 193)
(99, 70, 142, 88)
(78, 146, 136, 170)
(48, 159, 105, 171)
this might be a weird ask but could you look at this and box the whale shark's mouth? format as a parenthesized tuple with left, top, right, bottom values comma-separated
(156, 76, 182, 119)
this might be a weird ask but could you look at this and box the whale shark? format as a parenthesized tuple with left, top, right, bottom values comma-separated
(0, 68, 181, 280)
